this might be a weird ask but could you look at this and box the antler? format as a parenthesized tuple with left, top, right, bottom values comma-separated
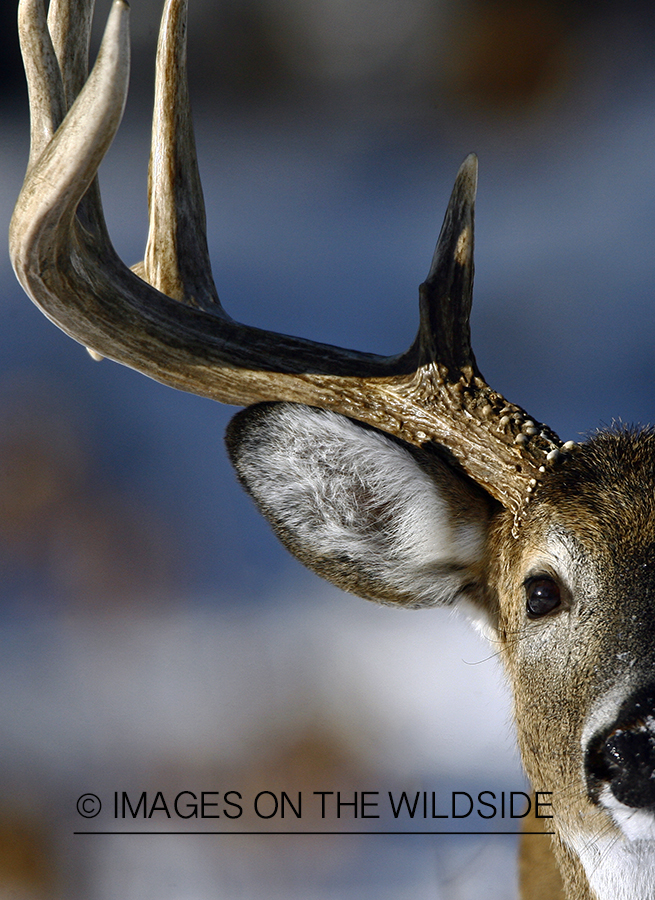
(9, 0, 563, 515)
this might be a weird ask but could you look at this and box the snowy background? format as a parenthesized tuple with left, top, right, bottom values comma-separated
(1, 0, 655, 897)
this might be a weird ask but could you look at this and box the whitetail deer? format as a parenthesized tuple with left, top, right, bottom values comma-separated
(9, 1, 655, 897)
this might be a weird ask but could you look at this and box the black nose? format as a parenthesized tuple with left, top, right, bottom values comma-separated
(587, 727, 655, 809)
(586, 688, 655, 810)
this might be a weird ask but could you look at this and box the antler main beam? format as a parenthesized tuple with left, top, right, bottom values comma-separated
(9, 0, 563, 514)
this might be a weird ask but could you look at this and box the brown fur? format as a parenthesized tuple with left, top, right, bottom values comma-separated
(487, 428, 655, 897)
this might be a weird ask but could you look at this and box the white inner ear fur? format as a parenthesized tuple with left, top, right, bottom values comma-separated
(234, 405, 492, 609)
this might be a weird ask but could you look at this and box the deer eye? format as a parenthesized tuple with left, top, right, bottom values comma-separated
(525, 577, 562, 619)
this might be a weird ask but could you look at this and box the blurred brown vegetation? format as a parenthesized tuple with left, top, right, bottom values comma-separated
(3, 0, 650, 122)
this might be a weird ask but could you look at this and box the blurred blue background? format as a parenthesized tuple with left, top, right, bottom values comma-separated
(0, 0, 655, 897)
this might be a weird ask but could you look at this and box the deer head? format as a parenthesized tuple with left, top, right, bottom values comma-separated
(10, 1, 655, 897)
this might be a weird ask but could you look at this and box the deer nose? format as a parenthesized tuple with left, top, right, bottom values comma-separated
(586, 695, 655, 810)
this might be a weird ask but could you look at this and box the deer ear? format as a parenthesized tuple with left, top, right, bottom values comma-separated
(226, 403, 497, 610)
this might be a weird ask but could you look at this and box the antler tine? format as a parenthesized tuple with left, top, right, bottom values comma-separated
(18, 0, 67, 171)
(45, 0, 110, 242)
(10, 0, 564, 517)
(11, 0, 129, 259)
(135, 0, 222, 312)
(417, 152, 477, 373)
(46, 0, 94, 108)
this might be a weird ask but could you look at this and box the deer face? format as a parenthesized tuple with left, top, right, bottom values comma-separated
(493, 431, 655, 892)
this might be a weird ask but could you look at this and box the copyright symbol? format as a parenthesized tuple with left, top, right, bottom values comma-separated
(77, 794, 102, 818)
